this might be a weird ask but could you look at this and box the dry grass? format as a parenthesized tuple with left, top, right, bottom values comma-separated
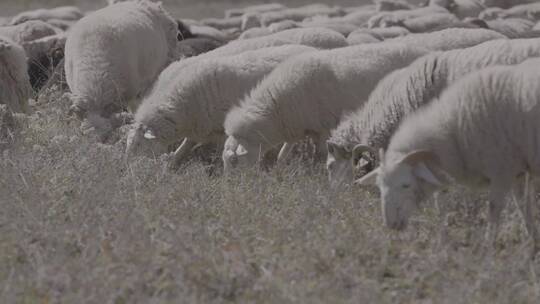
(2, 1, 540, 303)
(2, 80, 540, 304)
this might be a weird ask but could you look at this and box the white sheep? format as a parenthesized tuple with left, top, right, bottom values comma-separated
(356, 58, 540, 253)
(429, 0, 487, 19)
(225, 3, 286, 18)
(204, 28, 348, 58)
(368, 6, 449, 28)
(0, 37, 32, 113)
(299, 20, 360, 36)
(64, 0, 179, 128)
(347, 32, 382, 45)
(126, 45, 316, 167)
(256, 4, 346, 27)
(10, 6, 84, 25)
(395, 13, 480, 33)
(239, 27, 272, 39)
(222, 42, 429, 172)
(375, 0, 415, 12)
(348, 27, 410, 41)
(387, 28, 505, 51)
(472, 17, 536, 38)
(0, 20, 58, 45)
(267, 20, 300, 33)
(479, 3, 540, 21)
(327, 37, 540, 187)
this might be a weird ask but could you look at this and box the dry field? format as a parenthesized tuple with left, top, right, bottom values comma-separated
(2, 1, 540, 303)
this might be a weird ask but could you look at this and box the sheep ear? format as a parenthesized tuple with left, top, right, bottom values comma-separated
(144, 129, 157, 140)
(413, 162, 443, 187)
(235, 144, 248, 156)
(354, 167, 379, 186)
(326, 141, 336, 155)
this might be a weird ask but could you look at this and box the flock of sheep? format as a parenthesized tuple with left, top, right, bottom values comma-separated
(3, 0, 540, 256)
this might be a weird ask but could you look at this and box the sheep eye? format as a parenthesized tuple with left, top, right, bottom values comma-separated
(402, 184, 410, 189)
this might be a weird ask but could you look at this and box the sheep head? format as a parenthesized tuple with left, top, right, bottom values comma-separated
(356, 149, 444, 230)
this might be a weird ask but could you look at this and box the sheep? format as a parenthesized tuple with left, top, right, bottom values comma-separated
(0, 37, 32, 113)
(387, 28, 505, 51)
(126, 45, 317, 168)
(22, 33, 66, 90)
(349, 27, 410, 41)
(201, 17, 245, 31)
(203, 28, 348, 58)
(175, 37, 225, 57)
(375, 0, 415, 11)
(395, 13, 481, 33)
(299, 21, 359, 36)
(222, 43, 429, 172)
(239, 27, 272, 39)
(356, 58, 540, 254)
(188, 24, 230, 42)
(64, 0, 179, 131)
(323, 9, 378, 27)
(0, 104, 16, 149)
(469, 17, 536, 38)
(347, 32, 382, 45)
(10, 6, 84, 25)
(267, 20, 300, 33)
(428, 0, 487, 19)
(368, 6, 449, 28)
(479, 3, 540, 21)
(327, 37, 540, 188)
(0, 20, 58, 45)
(225, 3, 286, 18)
(256, 4, 346, 27)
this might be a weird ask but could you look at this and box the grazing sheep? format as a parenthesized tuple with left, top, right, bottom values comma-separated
(204, 28, 348, 58)
(0, 104, 16, 148)
(349, 27, 410, 41)
(469, 17, 536, 38)
(356, 59, 540, 253)
(222, 43, 429, 172)
(299, 21, 359, 36)
(10, 6, 84, 25)
(368, 6, 448, 28)
(201, 17, 245, 31)
(256, 4, 346, 27)
(0, 37, 32, 113)
(64, 0, 179, 128)
(387, 28, 505, 51)
(22, 33, 66, 90)
(267, 20, 299, 33)
(0, 20, 58, 45)
(335, 9, 378, 27)
(239, 27, 272, 39)
(429, 0, 487, 19)
(188, 24, 230, 42)
(327, 37, 540, 187)
(480, 3, 540, 21)
(225, 3, 286, 18)
(396, 13, 480, 33)
(375, 0, 415, 11)
(176, 37, 224, 57)
(126, 45, 316, 167)
(347, 32, 382, 45)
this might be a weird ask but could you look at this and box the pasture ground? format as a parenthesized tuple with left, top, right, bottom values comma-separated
(2, 1, 540, 303)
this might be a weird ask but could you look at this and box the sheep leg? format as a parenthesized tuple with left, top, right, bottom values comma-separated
(512, 174, 540, 256)
(434, 192, 450, 249)
(276, 142, 293, 165)
(485, 183, 509, 250)
(170, 138, 196, 169)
